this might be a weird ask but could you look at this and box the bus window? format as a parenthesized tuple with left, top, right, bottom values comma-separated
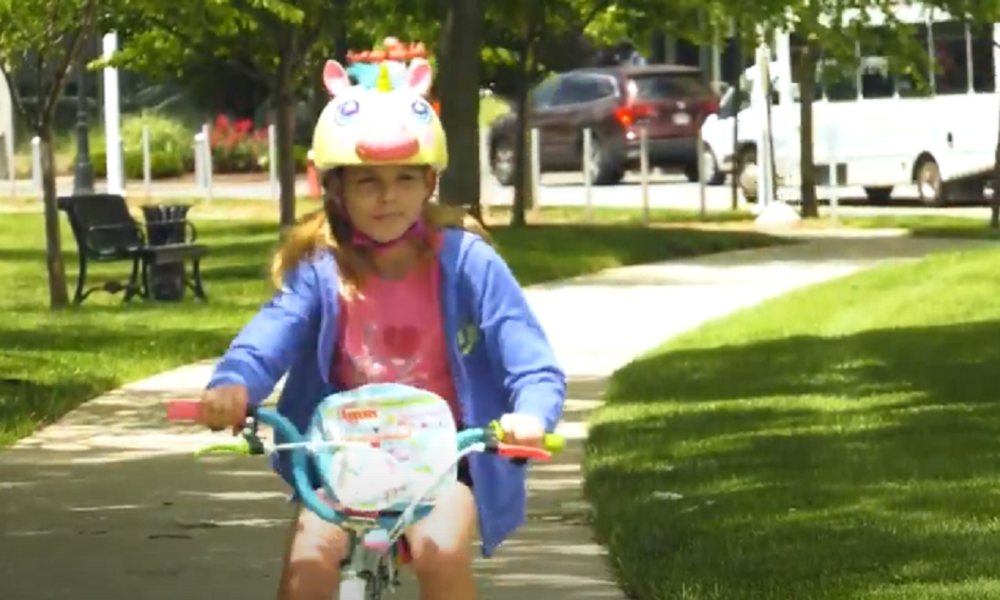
(971, 24, 996, 92)
(818, 56, 858, 101)
(861, 57, 894, 98)
(896, 24, 932, 97)
(932, 21, 970, 94)
(860, 34, 894, 99)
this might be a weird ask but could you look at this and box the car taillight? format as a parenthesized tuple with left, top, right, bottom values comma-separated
(704, 98, 720, 115)
(614, 103, 656, 127)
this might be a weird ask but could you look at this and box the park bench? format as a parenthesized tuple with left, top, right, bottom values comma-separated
(57, 194, 209, 305)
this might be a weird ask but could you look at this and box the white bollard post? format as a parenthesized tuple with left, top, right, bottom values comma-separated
(530, 128, 540, 213)
(30, 137, 41, 194)
(268, 124, 277, 202)
(754, 44, 773, 210)
(201, 123, 213, 202)
(193, 133, 205, 191)
(696, 127, 707, 221)
(142, 125, 151, 198)
(640, 127, 650, 225)
(582, 128, 593, 222)
(102, 32, 124, 195)
(828, 130, 840, 226)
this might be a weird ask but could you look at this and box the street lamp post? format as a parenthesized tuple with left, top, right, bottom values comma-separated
(73, 35, 95, 196)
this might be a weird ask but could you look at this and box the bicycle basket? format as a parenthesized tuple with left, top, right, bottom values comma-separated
(307, 383, 459, 513)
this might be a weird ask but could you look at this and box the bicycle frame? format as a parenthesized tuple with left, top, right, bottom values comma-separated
(339, 528, 397, 600)
(167, 393, 562, 600)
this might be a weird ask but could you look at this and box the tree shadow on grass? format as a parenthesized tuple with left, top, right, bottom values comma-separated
(586, 320, 1000, 600)
(1, 324, 239, 444)
(0, 375, 119, 441)
(3, 324, 239, 355)
(0, 247, 49, 262)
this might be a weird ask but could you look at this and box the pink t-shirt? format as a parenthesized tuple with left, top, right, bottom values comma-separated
(332, 260, 461, 421)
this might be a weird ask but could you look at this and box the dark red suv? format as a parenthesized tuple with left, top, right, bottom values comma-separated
(488, 65, 719, 185)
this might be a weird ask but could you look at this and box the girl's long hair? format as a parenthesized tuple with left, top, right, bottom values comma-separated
(271, 189, 491, 295)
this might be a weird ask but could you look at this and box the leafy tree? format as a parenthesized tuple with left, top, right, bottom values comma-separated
(111, 0, 488, 229)
(0, 0, 99, 309)
(483, 0, 617, 226)
(108, 0, 343, 229)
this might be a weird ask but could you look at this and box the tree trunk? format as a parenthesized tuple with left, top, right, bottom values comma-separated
(510, 3, 542, 227)
(991, 90, 1000, 230)
(274, 56, 298, 231)
(798, 43, 819, 218)
(333, 0, 349, 64)
(437, 0, 486, 218)
(510, 85, 533, 227)
(39, 123, 69, 309)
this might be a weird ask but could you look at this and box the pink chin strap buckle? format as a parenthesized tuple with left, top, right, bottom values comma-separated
(350, 217, 427, 254)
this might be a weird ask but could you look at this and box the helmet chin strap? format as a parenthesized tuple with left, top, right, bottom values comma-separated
(349, 217, 427, 254)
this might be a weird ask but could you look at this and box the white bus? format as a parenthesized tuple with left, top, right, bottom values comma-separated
(701, 6, 1000, 205)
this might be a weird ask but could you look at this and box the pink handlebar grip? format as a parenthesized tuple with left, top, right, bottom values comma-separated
(496, 444, 552, 461)
(167, 400, 202, 422)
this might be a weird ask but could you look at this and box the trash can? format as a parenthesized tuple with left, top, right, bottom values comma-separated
(141, 204, 191, 301)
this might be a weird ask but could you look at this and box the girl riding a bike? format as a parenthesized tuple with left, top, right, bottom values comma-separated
(194, 56, 566, 600)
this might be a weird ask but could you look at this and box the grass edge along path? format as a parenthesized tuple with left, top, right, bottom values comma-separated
(584, 245, 1000, 600)
(0, 212, 782, 447)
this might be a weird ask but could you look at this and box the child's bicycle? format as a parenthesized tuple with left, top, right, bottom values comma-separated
(166, 382, 564, 600)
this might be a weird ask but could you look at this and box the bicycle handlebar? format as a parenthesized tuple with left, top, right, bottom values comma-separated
(165, 399, 564, 527)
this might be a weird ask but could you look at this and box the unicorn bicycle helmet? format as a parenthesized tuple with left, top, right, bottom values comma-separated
(312, 58, 448, 173)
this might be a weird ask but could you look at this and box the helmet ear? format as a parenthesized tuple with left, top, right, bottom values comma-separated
(406, 59, 433, 97)
(323, 60, 351, 97)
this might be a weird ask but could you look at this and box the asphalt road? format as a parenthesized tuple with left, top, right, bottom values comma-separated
(483, 171, 995, 220)
(5, 172, 996, 221)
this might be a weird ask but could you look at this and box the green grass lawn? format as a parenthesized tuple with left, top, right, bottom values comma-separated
(0, 211, 779, 447)
(843, 215, 1000, 240)
(494, 206, 1000, 240)
(488, 205, 754, 225)
(584, 247, 1000, 600)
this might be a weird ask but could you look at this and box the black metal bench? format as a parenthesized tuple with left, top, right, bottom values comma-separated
(57, 194, 209, 305)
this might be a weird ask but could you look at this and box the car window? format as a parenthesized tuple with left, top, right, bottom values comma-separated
(630, 72, 711, 100)
(529, 77, 560, 110)
(593, 77, 619, 100)
(718, 87, 741, 119)
(552, 75, 616, 106)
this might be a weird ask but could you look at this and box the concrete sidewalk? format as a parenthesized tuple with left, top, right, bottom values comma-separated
(0, 235, 991, 600)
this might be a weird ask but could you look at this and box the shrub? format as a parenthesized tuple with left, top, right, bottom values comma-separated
(210, 114, 268, 174)
(90, 113, 310, 179)
(293, 145, 309, 173)
(92, 113, 194, 180)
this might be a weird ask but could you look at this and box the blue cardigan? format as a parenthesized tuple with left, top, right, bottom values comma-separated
(206, 228, 566, 557)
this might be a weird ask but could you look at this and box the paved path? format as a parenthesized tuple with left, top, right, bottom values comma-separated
(0, 235, 992, 600)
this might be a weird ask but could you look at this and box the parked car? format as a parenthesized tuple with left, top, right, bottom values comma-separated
(488, 64, 723, 186)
